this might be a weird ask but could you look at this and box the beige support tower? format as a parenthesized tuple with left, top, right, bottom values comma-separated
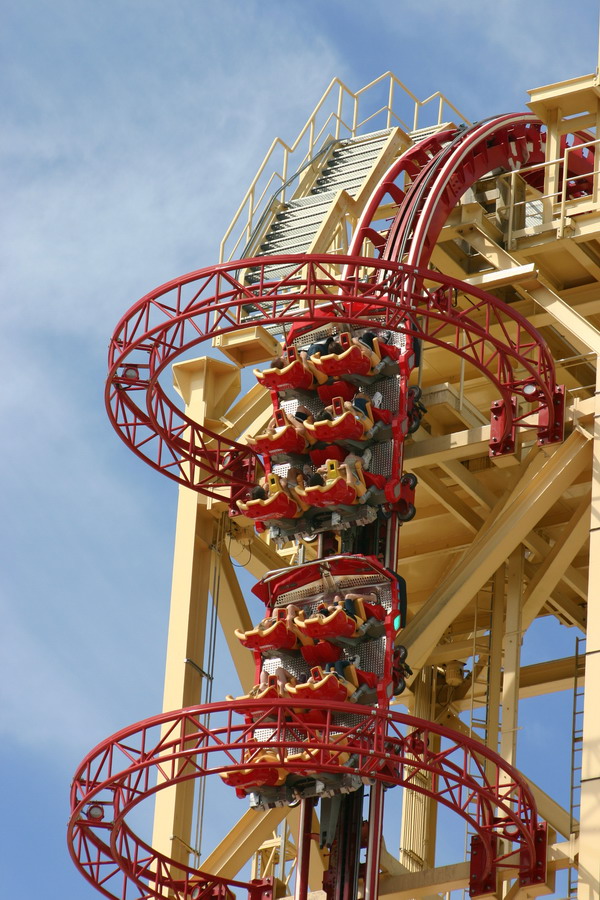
(69, 72, 600, 900)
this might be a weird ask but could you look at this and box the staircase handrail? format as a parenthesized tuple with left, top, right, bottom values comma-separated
(239, 136, 343, 259)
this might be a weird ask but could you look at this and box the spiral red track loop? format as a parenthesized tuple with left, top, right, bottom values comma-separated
(68, 699, 547, 900)
(106, 254, 560, 499)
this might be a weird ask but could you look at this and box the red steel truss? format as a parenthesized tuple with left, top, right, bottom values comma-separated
(106, 254, 561, 500)
(74, 108, 579, 900)
(68, 699, 548, 900)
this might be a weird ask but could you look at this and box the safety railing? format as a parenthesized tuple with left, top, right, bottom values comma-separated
(219, 72, 469, 262)
(498, 138, 600, 248)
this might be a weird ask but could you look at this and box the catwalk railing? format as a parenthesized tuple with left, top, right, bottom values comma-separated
(220, 73, 469, 261)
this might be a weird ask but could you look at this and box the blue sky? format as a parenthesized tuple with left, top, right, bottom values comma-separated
(1, 1, 597, 896)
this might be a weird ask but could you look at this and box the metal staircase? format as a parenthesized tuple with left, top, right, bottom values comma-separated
(245, 129, 394, 284)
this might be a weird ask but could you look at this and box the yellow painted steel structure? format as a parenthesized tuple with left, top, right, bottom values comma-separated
(153, 73, 600, 899)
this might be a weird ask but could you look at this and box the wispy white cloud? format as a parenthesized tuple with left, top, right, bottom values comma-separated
(2, 2, 346, 342)
(2, 0, 596, 895)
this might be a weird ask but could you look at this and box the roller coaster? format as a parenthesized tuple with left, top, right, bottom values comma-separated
(68, 72, 600, 899)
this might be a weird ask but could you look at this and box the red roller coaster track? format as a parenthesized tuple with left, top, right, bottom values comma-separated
(106, 254, 562, 501)
(68, 700, 547, 900)
(68, 110, 587, 899)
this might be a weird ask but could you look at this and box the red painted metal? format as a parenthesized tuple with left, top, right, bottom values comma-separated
(106, 254, 560, 500)
(345, 129, 457, 261)
(387, 115, 546, 268)
(294, 798, 314, 900)
(363, 781, 384, 900)
(470, 834, 499, 896)
(68, 699, 545, 900)
(490, 396, 517, 457)
(84, 107, 576, 900)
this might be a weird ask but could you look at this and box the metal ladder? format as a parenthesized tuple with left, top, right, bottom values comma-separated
(568, 635, 586, 899)
(462, 586, 494, 894)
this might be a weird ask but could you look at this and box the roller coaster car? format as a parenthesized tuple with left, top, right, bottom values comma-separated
(296, 459, 365, 509)
(287, 666, 355, 702)
(253, 347, 315, 391)
(237, 473, 307, 521)
(305, 397, 369, 443)
(294, 598, 366, 640)
(310, 332, 376, 378)
(248, 423, 308, 456)
(235, 608, 301, 652)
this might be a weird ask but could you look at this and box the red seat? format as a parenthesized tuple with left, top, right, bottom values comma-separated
(237, 490, 302, 521)
(220, 749, 287, 790)
(286, 668, 351, 702)
(301, 641, 342, 666)
(364, 471, 386, 490)
(317, 381, 356, 404)
(254, 359, 314, 391)
(295, 605, 358, 639)
(249, 424, 307, 455)
(309, 445, 346, 466)
(362, 600, 386, 622)
(235, 618, 299, 651)
(311, 344, 371, 377)
(306, 410, 365, 443)
(372, 407, 392, 425)
(297, 476, 357, 508)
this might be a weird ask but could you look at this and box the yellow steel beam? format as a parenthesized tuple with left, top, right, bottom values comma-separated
(379, 861, 469, 898)
(215, 550, 256, 692)
(201, 807, 288, 878)
(219, 382, 273, 440)
(438, 457, 497, 509)
(403, 424, 491, 468)
(201, 804, 327, 889)
(449, 655, 584, 707)
(402, 429, 592, 673)
(464, 262, 538, 290)
(522, 493, 591, 631)
(434, 441, 589, 601)
(420, 382, 488, 428)
(378, 842, 573, 898)
(286, 804, 328, 891)
(152, 357, 284, 873)
(527, 283, 600, 355)
(152, 495, 216, 871)
(566, 240, 600, 283)
(500, 549, 523, 768)
(486, 567, 505, 769)
(544, 593, 587, 630)
(457, 224, 600, 356)
(519, 656, 583, 699)
(415, 466, 483, 532)
(578, 363, 600, 900)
